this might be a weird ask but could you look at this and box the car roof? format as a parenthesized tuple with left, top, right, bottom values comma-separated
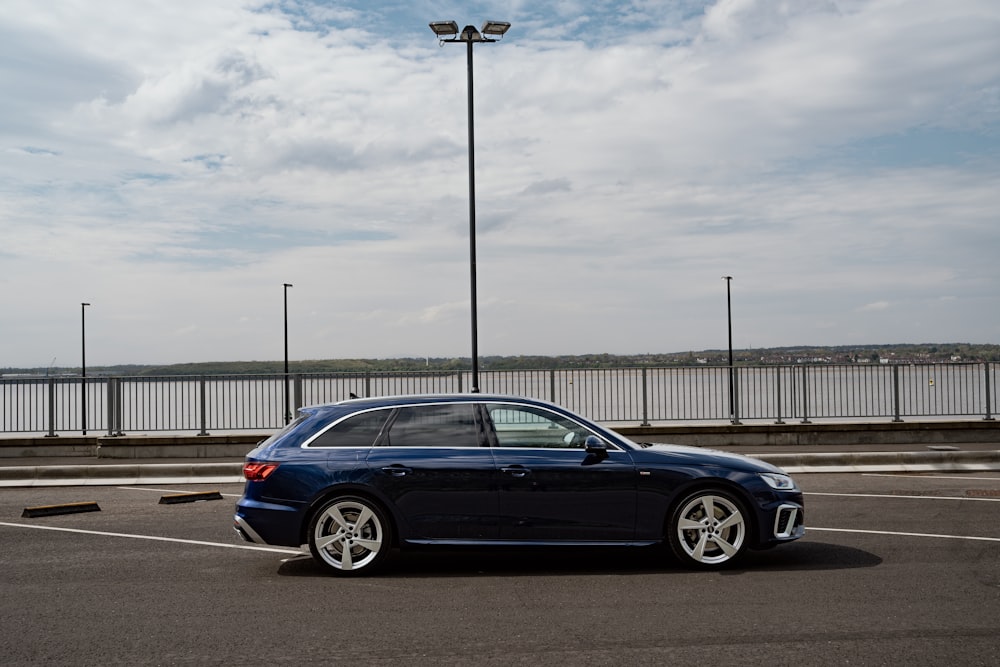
(296, 394, 578, 420)
(324, 393, 555, 410)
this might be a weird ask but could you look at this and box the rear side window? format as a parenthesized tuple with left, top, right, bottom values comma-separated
(382, 404, 482, 448)
(308, 409, 391, 448)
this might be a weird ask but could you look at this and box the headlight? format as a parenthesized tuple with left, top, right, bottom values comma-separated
(759, 472, 797, 491)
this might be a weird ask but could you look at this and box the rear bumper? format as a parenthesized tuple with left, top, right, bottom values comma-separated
(234, 497, 305, 547)
(233, 514, 266, 543)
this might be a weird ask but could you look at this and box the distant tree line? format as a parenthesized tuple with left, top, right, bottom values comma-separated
(4, 343, 998, 377)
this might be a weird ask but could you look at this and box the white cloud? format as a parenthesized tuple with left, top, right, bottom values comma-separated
(859, 301, 890, 313)
(1, 0, 999, 366)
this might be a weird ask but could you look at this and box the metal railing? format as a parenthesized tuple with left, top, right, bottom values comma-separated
(1, 362, 996, 436)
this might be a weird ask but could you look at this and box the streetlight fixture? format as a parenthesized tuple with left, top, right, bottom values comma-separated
(429, 19, 511, 393)
(722, 277, 739, 424)
(81, 302, 91, 435)
(283, 283, 293, 424)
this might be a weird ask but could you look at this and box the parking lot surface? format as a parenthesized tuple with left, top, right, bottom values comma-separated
(2, 472, 999, 665)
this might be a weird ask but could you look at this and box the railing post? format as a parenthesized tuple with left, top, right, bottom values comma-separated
(549, 369, 556, 403)
(45, 378, 58, 437)
(640, 367, 650, 426)
(198, 376, 209, 436)
(293, 374, 303, 418)
(116, 377, 125, 435)
(365, 371, 372, 398)
(81, 375, 88, 436)
(731, 366, 742, 425)
(892, 365, 903, 422)
(984, 362, 994, 421)
(774, 366, 785, 424)
(106, 377, 116, 436)
(800, 366, 811, 424)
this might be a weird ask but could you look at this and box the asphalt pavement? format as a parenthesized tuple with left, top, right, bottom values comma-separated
(4, 474, 999, 665)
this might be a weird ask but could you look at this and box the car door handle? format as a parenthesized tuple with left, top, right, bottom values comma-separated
(381, 466, 412, 477)
(501, 467, 530, 478)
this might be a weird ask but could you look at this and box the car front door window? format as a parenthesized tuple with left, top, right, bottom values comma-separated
(488, 406, 592, 449)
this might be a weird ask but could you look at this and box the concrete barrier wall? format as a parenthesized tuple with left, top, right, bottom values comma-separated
(0, 435, 266, 459)
(616, 419, 1000, 448)
(0, 437, 98, 459)
(1, 419, 998, 458)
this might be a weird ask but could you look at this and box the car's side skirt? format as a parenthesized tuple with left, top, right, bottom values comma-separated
(401, 539, 661, 547)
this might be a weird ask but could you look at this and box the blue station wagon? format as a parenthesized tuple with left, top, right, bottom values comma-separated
(235, 394, 804, 575)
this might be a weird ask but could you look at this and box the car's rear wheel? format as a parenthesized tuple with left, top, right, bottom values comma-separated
(308, 496, 391, 575)
(668, 488, 749, 568)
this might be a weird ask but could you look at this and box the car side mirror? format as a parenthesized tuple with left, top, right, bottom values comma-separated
(584, 435, 608, 460)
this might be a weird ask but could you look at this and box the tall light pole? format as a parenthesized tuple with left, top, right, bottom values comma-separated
(283, 283, 293, 424)
(81, 302, 90, 435)
(722, 277, 738, 424)
(429, 19, 511, 394)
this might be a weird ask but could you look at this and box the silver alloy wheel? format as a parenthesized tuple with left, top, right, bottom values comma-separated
(672, 491, 747, 566)
(309, 497, 387, 574)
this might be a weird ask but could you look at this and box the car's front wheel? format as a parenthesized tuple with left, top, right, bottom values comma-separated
(668, 488, 749, 568)
(308, 496, 391, 575)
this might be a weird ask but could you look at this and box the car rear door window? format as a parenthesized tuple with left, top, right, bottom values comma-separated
(382, 404, 482, 448)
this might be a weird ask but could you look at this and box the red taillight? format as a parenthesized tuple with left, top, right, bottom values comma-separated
(243, 462, 279, 482)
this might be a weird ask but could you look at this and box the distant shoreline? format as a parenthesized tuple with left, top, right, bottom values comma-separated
(4, 343, 998, 377)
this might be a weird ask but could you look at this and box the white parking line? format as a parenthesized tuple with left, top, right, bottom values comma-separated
(0, 521, 301, 554)
(5, 521, 996, 552)
(863, 473, 1000, 481)
(809, 526, 1000, 543)
(806, 492, 1000, 502)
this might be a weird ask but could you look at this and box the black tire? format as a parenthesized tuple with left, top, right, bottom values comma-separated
(307, 495, 392, 576)
(667, 488, 749, 568)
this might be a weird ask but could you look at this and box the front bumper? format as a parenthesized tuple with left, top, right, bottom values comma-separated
(773, 503, 805, 540)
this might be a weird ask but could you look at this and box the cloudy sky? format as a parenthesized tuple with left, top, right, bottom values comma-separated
(2, 0, 998, 368)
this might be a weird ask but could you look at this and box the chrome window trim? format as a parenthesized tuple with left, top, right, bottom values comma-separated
(300, 405, 397, 449)
(299, 398, 624, 452)
(301, 400, 482, 450)
(489, 445, 626, 453)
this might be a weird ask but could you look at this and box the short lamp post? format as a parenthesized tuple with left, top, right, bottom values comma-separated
(283, 283, 293, 424)
(81, 302, 91, 435)
(429, 19, 511, 393)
